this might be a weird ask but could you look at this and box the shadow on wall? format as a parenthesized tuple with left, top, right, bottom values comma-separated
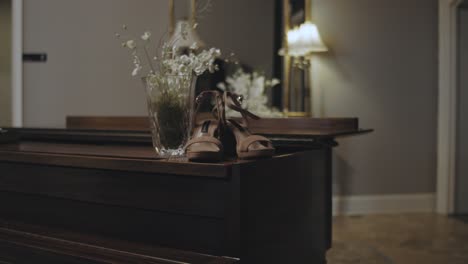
(333, 143, 357, 215)
(312, 48, 355, 117)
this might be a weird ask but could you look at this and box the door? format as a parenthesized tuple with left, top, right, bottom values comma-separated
(456, 3, 468, 215)
(0, 0, 12, 127)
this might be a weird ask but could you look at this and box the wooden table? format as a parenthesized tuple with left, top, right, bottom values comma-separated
(0, 126, 371, 263)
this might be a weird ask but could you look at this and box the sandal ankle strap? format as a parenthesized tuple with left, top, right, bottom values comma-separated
(193, 90, 226, 136)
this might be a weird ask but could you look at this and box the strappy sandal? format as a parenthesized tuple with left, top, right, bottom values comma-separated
(186, 91, 225, 162)
(222, 92, 275, 160)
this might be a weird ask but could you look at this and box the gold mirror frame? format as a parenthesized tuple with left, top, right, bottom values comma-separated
(282, 0, 312, 117)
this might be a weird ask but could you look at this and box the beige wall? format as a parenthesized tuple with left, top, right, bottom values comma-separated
(22, 0, 275, 128)
(313, 0, 438, 195)
(23, 0, 169, 128)
(0, 0, 11, 127)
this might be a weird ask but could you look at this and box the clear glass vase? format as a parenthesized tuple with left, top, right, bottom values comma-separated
(143, 73, 196, 158)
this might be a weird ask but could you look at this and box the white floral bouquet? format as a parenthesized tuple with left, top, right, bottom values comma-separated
(117, 24, 221, 79)
(217, 69, 284, 118)
(116, 23, 221, 154)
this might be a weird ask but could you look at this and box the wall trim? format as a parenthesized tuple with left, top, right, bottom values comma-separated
(11, 0, 23, 127)
(437, 0, 463, 215)
(332, 193, 435, 216)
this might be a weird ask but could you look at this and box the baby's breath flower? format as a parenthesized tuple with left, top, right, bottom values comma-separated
(271, 79, 280, 87)
(190, 42, 199, 51)
(141, 31, 151, 41)
(118, 28, 221, 78)
(132, 65, 142, 76)
(217, 83, 226, 90)
(126, 40, 136, 49)
(218, 69, 283, 118)
(147, 74, 160, 86)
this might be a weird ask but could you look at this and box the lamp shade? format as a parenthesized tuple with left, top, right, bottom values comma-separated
(287, 21, 327, 57)
(168, 20, 206, 51)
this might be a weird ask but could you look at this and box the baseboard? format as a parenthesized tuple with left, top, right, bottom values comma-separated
(332, 193, 435, 216)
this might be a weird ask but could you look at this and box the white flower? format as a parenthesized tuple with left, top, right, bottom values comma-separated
(190, 42, 199, 50)
(179, 55, 191, 65)
(250, 76, 265, 98)
(271, 78, 280, 87)
(126, 40, 136, 49)
(132, 65, 142, 76)
(217, 83, 226, 90)
(212, 48, 221, 57)
(218, 69, 283, 118)
(141, 31, 151, 41)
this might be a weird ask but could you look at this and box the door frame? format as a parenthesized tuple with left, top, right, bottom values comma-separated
(437, 0, 464, 214)
(11, 0, 22, 127)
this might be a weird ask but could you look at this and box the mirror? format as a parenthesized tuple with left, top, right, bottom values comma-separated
(2, 0, 312, 129)
(281, 0, 327, 117)
(283, 0, 308, 116)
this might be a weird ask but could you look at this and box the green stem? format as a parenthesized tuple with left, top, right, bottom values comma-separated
(144, 45, 156, 73)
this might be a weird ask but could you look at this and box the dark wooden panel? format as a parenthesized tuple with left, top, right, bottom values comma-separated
(0, 145, 234, 178)
(0, 221, 238, 264)
(247, 117, 359, 136)
(0, 192, 226, 255)
(13, 128, 152, 144)
(0, 128, 19, 144)
(0, 141, 159, 159)
(0, 242, 104, 264)
(0, 163, 229, 218)
(2, 127, 373, 148)
(237, 149, 330, 264)
(65, 116, 359, 136)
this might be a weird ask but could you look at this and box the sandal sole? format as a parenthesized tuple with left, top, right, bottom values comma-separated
(187, 151, 223, 162)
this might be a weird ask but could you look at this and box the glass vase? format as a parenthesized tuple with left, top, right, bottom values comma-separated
(143, 73, 196, 158)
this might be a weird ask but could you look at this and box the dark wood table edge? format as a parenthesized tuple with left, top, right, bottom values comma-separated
(0, 127, 373, 177)
(1, 127, 374, 145)
(0, 220, 239, 264)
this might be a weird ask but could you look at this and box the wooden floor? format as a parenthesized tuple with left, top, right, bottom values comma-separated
(329, 214, 468, 264)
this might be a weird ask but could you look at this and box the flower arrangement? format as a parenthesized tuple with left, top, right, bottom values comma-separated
(116, 23, 221, 157)
(117, 24, 221, 78)
(217, 69, 284, 118)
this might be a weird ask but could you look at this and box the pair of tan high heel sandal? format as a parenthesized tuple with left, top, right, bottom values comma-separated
(186, 90, 275, 162)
